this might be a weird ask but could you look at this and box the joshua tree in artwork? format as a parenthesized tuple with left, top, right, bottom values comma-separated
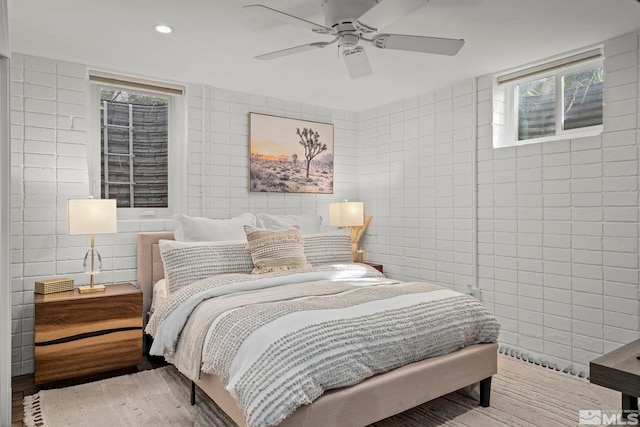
(296, 127, 327, 178)
(292, 153, 298, 165)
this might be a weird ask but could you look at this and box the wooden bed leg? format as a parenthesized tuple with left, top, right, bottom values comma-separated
(479, 376, 492, 407)
(191, 381, 196, 405)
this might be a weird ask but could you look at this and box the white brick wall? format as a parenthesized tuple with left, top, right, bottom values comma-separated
(185, 85, 359, 223)
(9, 55, 359, 375)
(358, 84, 475, 290)
(10, 30, 640, 378)
(9, 54, 173, 375)
(360, 31, 640, 376)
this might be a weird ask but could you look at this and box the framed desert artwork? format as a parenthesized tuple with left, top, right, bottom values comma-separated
(249, 112, 334, 194)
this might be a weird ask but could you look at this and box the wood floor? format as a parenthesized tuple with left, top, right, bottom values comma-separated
(11, 355, 167, 426)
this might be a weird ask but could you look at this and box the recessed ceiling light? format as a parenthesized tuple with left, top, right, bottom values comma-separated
(154, 24, 173, 34)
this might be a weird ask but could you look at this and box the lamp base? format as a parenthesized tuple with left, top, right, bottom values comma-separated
(78, 284, 106, 293)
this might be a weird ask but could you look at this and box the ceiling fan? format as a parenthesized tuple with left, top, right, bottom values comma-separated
(245, 0, 464, 79)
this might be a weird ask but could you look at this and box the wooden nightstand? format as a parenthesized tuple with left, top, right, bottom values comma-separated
(34, 283, 143, 385)
(362, 262, 383, 273)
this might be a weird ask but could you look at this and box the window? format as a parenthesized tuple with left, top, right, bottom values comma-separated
(89, 71, 186, 219)
(100, 89, 169, 208)
(493, 49, 603, 148)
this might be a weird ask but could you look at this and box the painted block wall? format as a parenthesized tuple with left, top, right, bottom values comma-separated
(360, 32, 640, 375)
(358, 84, 476, 294)
(10, 31, 639, 377)
(477, 33, 640, 376)
(9, 54, 173, 376)
(9, 55, 359, 376)
(183, 84, 360, 222)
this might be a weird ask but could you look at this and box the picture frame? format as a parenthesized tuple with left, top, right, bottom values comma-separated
(249, 112, 334, 194)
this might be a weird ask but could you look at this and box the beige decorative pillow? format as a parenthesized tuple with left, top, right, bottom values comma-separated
(244, 225, 311, 274)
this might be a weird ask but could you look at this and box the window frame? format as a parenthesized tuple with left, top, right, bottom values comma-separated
(88, 75, 187, 220)
(493, 49, 603, 148)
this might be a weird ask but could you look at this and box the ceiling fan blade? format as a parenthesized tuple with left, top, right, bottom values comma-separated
(371, 33, 464, 56)
(355, 0, 427, 33)
(244, 4, 336, 35)
(255, 42, 332, 60)
(343, 47, 373, 79)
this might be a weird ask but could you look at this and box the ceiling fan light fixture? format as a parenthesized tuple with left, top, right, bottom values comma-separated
(343, 46, 372, 79)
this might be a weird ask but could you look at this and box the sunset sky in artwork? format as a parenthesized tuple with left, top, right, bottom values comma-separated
(250, 113, 334, 158)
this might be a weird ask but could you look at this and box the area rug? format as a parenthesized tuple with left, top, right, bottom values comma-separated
(24, 354, 619, 427)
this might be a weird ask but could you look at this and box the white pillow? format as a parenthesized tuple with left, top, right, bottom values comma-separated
(256, 213, 322, 235)
(175, 213, 256, 242)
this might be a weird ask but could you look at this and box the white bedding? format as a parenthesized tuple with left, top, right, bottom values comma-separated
(146, 264, 500, 427)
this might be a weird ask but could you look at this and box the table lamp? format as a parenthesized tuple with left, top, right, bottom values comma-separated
(67, 198, 117, 293)
(329, 200, 371, 261)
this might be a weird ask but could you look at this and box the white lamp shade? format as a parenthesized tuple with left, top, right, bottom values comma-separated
(67, 199, 117, 235)
(329, 201, 364, 227)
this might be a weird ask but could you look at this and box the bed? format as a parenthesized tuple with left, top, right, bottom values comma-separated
(137, 230, 499, 427)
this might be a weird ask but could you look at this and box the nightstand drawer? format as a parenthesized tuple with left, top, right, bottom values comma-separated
(34, 283, 143, 385)
(35, 330, 142, 384)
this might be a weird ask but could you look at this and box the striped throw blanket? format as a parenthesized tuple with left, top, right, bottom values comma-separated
(147, 264, 500, 427)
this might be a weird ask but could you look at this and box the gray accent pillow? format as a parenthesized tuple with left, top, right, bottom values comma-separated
(303, 231, 353, 265)
(159, 239, 253, 294)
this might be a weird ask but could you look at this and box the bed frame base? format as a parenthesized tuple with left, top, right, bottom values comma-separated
(190, 342, 497, 427)
(190, 374, 494, 411)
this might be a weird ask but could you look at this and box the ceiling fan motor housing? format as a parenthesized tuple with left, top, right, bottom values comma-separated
(339, 33, 360, 51)
(322, 0, 380, 28)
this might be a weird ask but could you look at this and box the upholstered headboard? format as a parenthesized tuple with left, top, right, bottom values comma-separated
(136, 231, 175, 325)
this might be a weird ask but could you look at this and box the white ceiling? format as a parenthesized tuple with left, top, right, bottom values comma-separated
(8, 0, 640, 111)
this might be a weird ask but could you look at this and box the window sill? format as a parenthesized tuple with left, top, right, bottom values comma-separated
(493, 125, 602, 149)
(116, 207, 175, 221)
